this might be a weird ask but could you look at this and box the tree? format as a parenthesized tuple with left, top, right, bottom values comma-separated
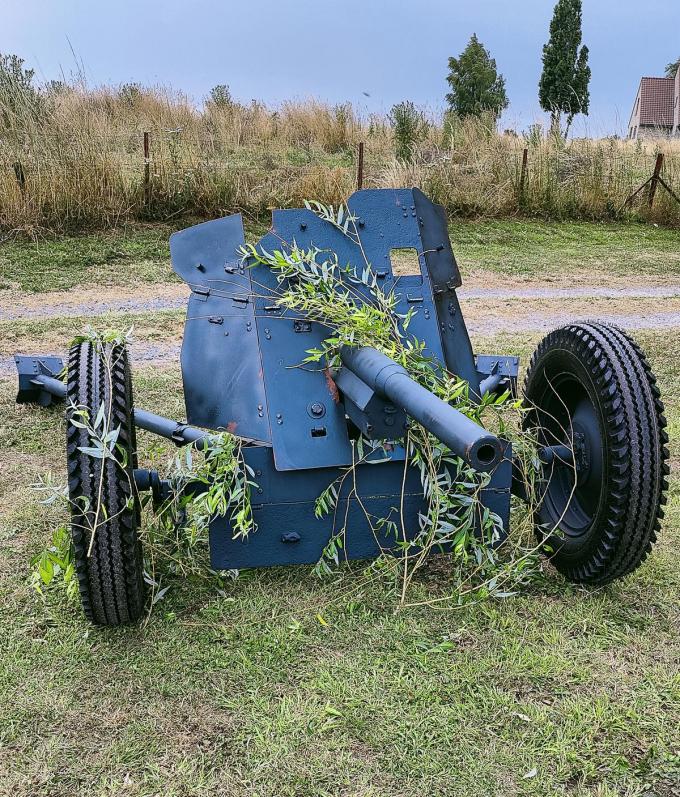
(0, 52, 41, 128)
(44, 79, 68, 95)
(389, 101, 427, 161)
(665, 58, 680, 78)
(539, 0, 591, 137)
(118, 82, 142, 107)
(0, 52, 35, 96)
(208, 84, 233, 109)
(446, 34, 508, 120)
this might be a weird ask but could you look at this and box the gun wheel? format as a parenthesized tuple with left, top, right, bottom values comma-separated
(66, 341, 146, 625)
(524, 322, 668, 585)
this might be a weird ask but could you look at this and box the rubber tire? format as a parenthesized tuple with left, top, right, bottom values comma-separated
(524, 322, 669, 585)
(66, 341, 146, 625)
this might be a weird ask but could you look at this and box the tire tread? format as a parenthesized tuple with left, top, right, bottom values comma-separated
(524, 322, 667, 585)
(66, 341, 145, 625)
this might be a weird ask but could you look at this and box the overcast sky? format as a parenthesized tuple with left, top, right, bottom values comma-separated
(3, 0, 679, 135)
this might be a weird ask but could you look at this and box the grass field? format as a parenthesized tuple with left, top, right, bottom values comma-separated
(0, 219, 678, 796)
(2, 218, 680, 294)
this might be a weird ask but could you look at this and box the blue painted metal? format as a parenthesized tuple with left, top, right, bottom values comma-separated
(339, 346, 503, 472)
(15, 355, 64, 406)
(475, 354, 520, 397)
(170, 215, 271, 443)
(334, 366, 408, 440)
(15, 187, 523, 574)
(166, 188, 518, 568)
(171, 188, 500, 472)
(243, 189, 469, 469)
(15, 356, 221, 449)
(254, 305, 353, 471)
(209, 443, 512, 570)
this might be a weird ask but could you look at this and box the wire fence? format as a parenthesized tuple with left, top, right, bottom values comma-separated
(2, 131, 680, 231)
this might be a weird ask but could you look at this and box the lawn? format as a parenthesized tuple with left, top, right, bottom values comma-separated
(0, 219, 272, 293)
(2, 218, 680, 293)
(0, 221, 678, 797)
(450, 218, 680, 280)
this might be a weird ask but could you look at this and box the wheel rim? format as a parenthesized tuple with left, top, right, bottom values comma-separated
(535, 372, 604, 538)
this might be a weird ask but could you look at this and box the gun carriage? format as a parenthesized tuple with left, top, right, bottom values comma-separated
(15, 189, 668, 625)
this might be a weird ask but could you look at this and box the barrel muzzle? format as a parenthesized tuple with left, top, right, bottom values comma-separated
(339, 346, 504, 473)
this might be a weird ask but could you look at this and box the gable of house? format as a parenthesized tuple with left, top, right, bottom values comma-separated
(638, 77, 675, 127)
(629, 74, 678, 138)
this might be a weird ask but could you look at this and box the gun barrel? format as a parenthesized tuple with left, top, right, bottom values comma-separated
(339, 346, 503, 472)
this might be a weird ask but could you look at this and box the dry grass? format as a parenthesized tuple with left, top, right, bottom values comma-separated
(1, 84, 680, 233)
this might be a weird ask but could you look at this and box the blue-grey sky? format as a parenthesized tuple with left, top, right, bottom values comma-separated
(3, 0, 678, 135)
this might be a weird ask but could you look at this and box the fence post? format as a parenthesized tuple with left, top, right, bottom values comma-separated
(143, 131, 151, 208)
(648, 152, 664, 207)
(357, 142, 364, 190)
(13, 161, 26, 193)
(519, 148, 528, 203)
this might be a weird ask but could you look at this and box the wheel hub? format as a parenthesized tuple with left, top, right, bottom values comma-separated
(572, 430, 590, 474)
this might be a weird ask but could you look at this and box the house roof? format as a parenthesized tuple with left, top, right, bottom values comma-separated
(638, 77, 675, 127)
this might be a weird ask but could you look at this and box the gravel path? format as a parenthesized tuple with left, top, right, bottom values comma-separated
(5, 311, 679, 380)
(5, 342, 182, 380)
(4, 284, 680, 322)
(467, 311, 680, 336)
(1, 295, 186, 321)
(459, 286, 680, 300)
(4, 279, 679, 380)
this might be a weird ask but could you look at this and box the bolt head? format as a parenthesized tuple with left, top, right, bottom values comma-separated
(307, 401, 326, 419)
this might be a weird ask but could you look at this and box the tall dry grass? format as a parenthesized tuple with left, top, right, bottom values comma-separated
(391, 117, 680, 225)
(1, 84, 679, 233)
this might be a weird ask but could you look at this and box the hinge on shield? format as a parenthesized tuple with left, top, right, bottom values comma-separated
(192, 286, 210, 301)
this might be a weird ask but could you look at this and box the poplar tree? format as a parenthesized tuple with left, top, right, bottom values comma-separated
(538, 0, 591, 137)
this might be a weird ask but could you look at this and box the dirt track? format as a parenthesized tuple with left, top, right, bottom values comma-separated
(3, 310, 679, 380)
(1, 284, 189, 321)
(3, 278, 679, 379)
(460, 286, 680, 300)
(4, 279, 680, 322)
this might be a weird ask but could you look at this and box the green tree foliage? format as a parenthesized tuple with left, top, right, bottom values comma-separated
(0, 52, 35, 98)
(208, 84, 233, 109)
(446, 34, 508, 120)
(539, 0, 591, 137)
(0, 52, 41, 128)
(118, 82, 142, 107)
(665, 58, 680, 78)
(44, 79, 70, 97)
(389, 101, 427, 161)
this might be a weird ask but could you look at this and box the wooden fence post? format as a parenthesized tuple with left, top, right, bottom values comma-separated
(143, 131, 151, 207)
(13, 161, 26, 193)
(357, 142, 364, 190)
(648, 152, 664, 207)
(519, 148, 528, 202)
